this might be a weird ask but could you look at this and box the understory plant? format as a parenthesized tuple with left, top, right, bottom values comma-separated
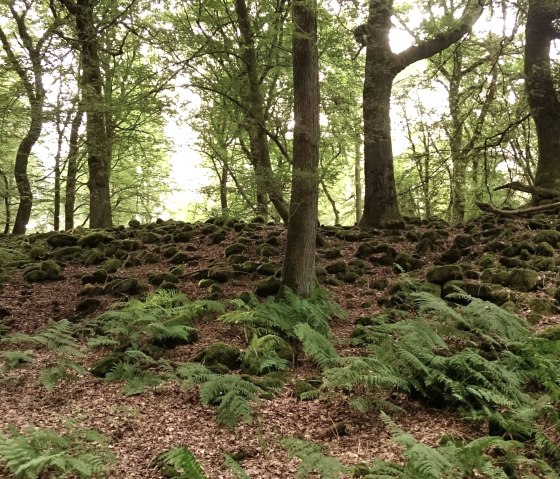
(0, 422, 114, 478)
(361, 412, 559, 479)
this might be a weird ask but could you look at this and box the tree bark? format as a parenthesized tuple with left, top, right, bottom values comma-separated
(65, 104, 84, 230)
(354, 139, 362, 224)
(60, 0, 113, 228)
(282, 0, 319, 297)
(0, 169, 10, 234)
(0, 5, 53, 235)
(234, 0, 290, 223)
(359, 0, 484, 228)
(524, 0, 560, 199)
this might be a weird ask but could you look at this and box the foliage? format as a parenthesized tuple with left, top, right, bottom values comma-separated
(1, 320, 86, 390)
(280, 438, 346, 479)
(87, 290, 222, 351)
(175, 363, 265, 428)
(159, 446, 208, 479)
(361, 412, 559, 479)
(220, 287, 344, 345)
(224, 453, 252, 479)
(0, 422, 114, 479)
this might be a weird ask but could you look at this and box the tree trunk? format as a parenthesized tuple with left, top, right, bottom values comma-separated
(358, 0, 484, 228)
(354, 139, 362, 224)
(524, 0, 560, 199)
(65, 106, 84, 230)
(71, 0, 112, 228)
(0, 169, 10, 234)
(220, 162, 228, 216)
(12, 106, 42, 235)
(235, 0, 289, 223)
(282, 0, 319, 298)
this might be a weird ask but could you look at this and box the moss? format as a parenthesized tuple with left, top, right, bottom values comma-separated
(46, 233, 78, 248)
(90, 352, 125, 378)
(325, 260, 347, 274)
(257, 243, 277, 258)
(225, 243, 246, 257)
(242, 335, 293, 374)
(40, 260, 61, 280)
(24, 269, 48, 283)
(393, 252, 422, 272)
(478, 253, 496, 268)
(82, 249, 107, 266)
(534, 229, 560, 247)
(507, 268, 538, 292)
(195, 342, 241, 370)
(29, 246, 49, 260)
(105, 278, 142, 295)
(148, 272, 178, 286)
(426, 265, 464, 284)
(538, 324, 560, 340)
(77, 232, 112, 248)
(531, 257, 556, 272)
(207, 265, 234, 282)
(100, 258, 121, 274)
(256, 263, 276, 276)
(255, 276, 282, 297)
(536, 241, 556, 257)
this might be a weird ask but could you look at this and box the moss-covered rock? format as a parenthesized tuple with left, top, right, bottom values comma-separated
(162, 246, 179, 258)
(81, 270, 109, 284)
(393, 252, 422, 272)
(46, 233, 78, 248)
(227, 254, 249, 265)
(75, 298, 101, 316)
(323, 248, 342, 259)
(415, 238, 434, 256)
(138, 231, 161, 244)
(40, 260, 61, 280)
(123, 254, 142, 268)
(51, 246, 82, 261)
(90, 352, 126, 378)
(78, 284, 104, 297)
(195, 342, 241, 370)
(507, 268, 538, 292)
(105, 278, 142, 295)
(77, 232, 112, 248)
(325, 260, 347, 274)
(255, 276, 282, 297)
(208, 265, 234, 282)
(225, 243, 246, 257)
(209, 230, 227, 244)
(257, 243, 277, 258)
(480, 268, 509, 286)
(336, 271, 360, 284)
(256, 262, 277, 276)
(438, 248, 466, 264)
(236, 261, 259, 273)
(168, 251, 193, 265)
(531, 257, 556, 272)
(148, 272, 178, 286)
(529, 297, 553, 316)
(29, 246, 49, 260)
(24, 268, 48, 282)
(100, 258, 121, 274)
(478, 253, 496, 269)
(534, 229, 560, 247)
(536, 241, 555, 257)
(426, 265, 464, 284)
(82, 248, 107, 266)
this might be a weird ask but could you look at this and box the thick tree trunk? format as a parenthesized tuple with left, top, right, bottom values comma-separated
(358, 0, 484, 228)
(65, 107, 84, 230)
(354, 139, 362, 224)
(524, 0, 560, 198)
(282, 0, 319, 298)
(235, 0, 289, 223)
(73, 0, 112, 228)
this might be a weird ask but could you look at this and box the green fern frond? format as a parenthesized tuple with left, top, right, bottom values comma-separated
(1, 350, 34, 369)
(281, 438, 345, 479)
(160, 446, 208, 479)
(294, 323, 340, 369)
(224, 454, 251, 478)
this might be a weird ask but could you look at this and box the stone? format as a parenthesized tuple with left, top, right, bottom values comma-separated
(531, 257, 556, 272)
(24, 269, 48, 282)
(29, 246, 49, 260)
(480, 268, 509, 286)
(209, 230, 227, 244)
(539, 325, 560, 340)
(258, 243, 277, 258)
(207, 265, 234, 282)
(82, 249, 107, 266)
(47, 233, 78, 248)
(139, 231, 161, 244)
(438, 248, 465, 264)
(105, 278, 142, 295)
(236, 261, 259, 273)
(169, 251, 193, 264)
(452, 234, 474, 249)
(100, 258, 121, 274)
(536, 242, 556, 257)
(534, 229, 560, 247)
(478, 253, 496, 268)
(415, 238, 434, 256)
(77, 232, 112, 248)
(128, 219, 141, 228)
(225, 243, 246, 257)
(393, 252, 422, 272)
(325, 260, 347, 274)
(355, 242, 377, 259)
(40, 260, 61, 280)
(195, 342, 241, 370)
(507, 268, 538, 292)
(426, 265, 464, 284)
(323, 248, 342, 259)
(227, 254, 249, 265)
(255, 276, 282, 297)
(78, 284, 104, 296)
(256, 263, 277, 276)
(148, 272, 178, 286)
(75, 298, 101, 315)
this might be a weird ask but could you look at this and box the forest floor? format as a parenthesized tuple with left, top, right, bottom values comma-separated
(0, 214, 559, 478)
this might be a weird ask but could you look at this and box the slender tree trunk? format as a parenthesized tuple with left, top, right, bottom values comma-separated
(220, 162, 228, 216)
(524, 0, 560, 199)
(448, 65, 466, 223)
(0, 169, 10, 234)
(282, 0, 319, 298)
(354, 139, 362, 224)
(65, 106, 84, 230)
(12, 104, 42, 234)
(235, 0, 289, 223)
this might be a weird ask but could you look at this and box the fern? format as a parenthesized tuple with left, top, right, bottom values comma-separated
(176, 363, 265, 428)
(1, 350, 34, 369)
(224, 454, 252, 478)
(159, 446, 208, 479)
(361, 412, 560, 479)
(294, 323, 340, 369)
(0, 423, 114, 478)
(242, 334, 292, 374)
(281, 438, 346, 479)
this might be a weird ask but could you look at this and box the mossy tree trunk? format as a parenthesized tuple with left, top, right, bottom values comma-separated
(524, 0, 560, 200)
(282, 0, 320, 298)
